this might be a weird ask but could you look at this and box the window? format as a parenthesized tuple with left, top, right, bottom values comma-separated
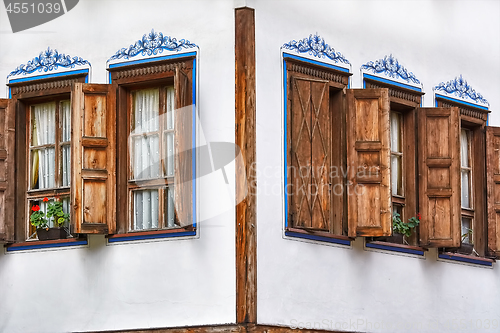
(128, 86, 177, 230)
(364, 78, 421, 246)
(431, 98, 488, 256)
(284, 56, 350, 240)
(7, 72, 90, 242)
(27, 99, 71, 238)
(110, 57, 195, 236)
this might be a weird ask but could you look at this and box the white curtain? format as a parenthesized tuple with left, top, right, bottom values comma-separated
(390, 112, 402, 196)
(461, 129, 470, 208)
(61, 100, 71, 187)
(31, 103, 56, 189)
(132, 89, 160, 180)
(132, 89, 159, 230)
(134, 189, 159, 230)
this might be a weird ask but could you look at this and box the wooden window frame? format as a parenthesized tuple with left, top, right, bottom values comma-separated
(8, 73, 87, 242)
(365, 79, 422, 246)
(284, 56, 350, 239)
(109, 57, 195, 235)
(437, 98, 488, 256)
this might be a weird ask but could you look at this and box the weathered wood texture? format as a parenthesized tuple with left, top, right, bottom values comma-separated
(289, 76, 330, 230)
(235, 7, 257, 324)
(0, 99, 15, 242)
(487, 126, 500, 257)
(71, 83, 116, 234)
(346, 89, 391, 237)
(79, 324, 357, 333)
(175, 67, 193, 227)
(418, 107, 461, 247)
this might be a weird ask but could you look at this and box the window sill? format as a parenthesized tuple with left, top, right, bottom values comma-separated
(438, 251, 495, 267)
(285, 228, 352, 246)
(366, 240, 427, 256)
(107, 228, 196, 243)
(5, 238, 88, 252)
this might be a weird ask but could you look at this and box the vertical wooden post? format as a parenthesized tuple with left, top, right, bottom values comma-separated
(235, 7, 256, 324)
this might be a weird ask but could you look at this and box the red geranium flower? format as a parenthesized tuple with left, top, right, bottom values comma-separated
(43, 197, 49, 202)
(32, 205, 40, 212)
(417, 212, 421, 220)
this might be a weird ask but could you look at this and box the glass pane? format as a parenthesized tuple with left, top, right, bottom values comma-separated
(62, 144, 71, 187)
(166, 86, 175, 130)
(31, 102, 56, 146)
(391, 155, 402, 196)
(60, 100, 71, 142)
(132, 88, 159, 133)
(461, 129, 469, 168)
(461, 170, 470, 208)
(390, 112, 401, 153)
(164, 132, 174, 177)
(132, 135, 160, 179)
(461, 217, 472, 244)
(133, 189, 159, 230)
(166, 186, 176, 228)
(31, 147, 55, 189)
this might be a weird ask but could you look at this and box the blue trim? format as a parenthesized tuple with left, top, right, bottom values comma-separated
(285, 231, 351, 246)
(438, 253, 493, 267)
(108, 230, 196, 243)
(192, 57, 196, 228)
(435, 94, 489, 111)
(366, 242, 424, 256)
(108, 52, 197, 69)
(283, 53, 350, 73)
(363, 74, 422, 92)
(283, 58, 288, 228)
(109, 71, 112, 84)
(8, 88, 11, 99)
(7, 240, 88, 252)
(8, 69, 89, 84)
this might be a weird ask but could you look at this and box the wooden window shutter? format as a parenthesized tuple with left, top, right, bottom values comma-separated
(71, 83, 116, 234)
(174, 65, 194, 227)
(418, 107, 461, 247)
(486, 126, 500, 257)
(346, 89, 391, 237)
(0, 99, 15, 242)
(288, 76, 330, 231)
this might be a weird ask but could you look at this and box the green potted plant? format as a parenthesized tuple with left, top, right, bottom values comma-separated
(388, 212, 421, 245)
(30, 197, 70, 241)
(459, 228, 474, 255)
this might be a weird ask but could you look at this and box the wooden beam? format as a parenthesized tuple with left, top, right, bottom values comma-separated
(235, 7, 257, 324)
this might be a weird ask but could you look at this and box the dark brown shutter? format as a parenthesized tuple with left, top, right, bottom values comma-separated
(486, 126, 500, 257)
(0, 99, 15, 242)
(71, 83, 116, 234)
(288, 76, 330, 231)
(346, 89, 391, 237)
(418, 107, 461, 247)
(175, 65, 193, 227)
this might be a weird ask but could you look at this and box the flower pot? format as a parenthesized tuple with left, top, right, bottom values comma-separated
(385, 232, 404, 244)
(36, 227, 68, 241)
(458, 243, 474, 255)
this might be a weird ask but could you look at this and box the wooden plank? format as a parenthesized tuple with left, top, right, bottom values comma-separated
(487, 126, 500, 257)
(71, 83, 116, 234)
(235, 6, 257, 325)
(346, 89, 391, 237)
(418, 107, 461, 247)
(0, 99, 15, 242)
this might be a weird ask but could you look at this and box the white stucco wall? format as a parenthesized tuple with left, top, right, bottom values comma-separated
(0, 1, 236, 332)
(255, 1, 500, 333)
